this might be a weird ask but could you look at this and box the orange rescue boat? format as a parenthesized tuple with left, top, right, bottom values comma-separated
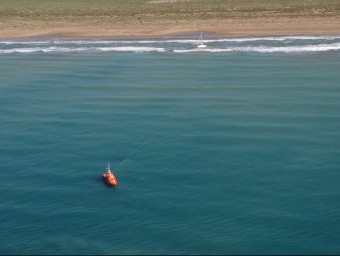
(102, 162, 117, 186)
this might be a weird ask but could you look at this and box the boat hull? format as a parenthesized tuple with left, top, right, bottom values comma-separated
(102, 173, 117, 186)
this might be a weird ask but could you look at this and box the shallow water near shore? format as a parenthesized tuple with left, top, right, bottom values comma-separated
(1, 35, 340, 54)
(1, 36, 340, 254)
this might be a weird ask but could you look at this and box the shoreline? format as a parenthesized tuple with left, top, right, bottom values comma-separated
(1, 17, 339, 41)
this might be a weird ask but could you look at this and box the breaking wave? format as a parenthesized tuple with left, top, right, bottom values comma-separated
(1, 35, 340, 54)
(0, 46, 166, 54)
(174, 43, 340, 53)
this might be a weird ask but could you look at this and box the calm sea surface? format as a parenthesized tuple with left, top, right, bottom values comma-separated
(1, 36, 340, 255)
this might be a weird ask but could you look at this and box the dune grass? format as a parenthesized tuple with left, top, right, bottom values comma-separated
(0, 0, 339, 22)
(0, 0, 339, 38)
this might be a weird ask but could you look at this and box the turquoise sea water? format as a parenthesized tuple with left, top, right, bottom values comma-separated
(1, 36, 340, 255)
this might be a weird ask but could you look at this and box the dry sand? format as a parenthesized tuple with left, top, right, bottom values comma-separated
(0, 17, 339, 40)
(0, 0, 339, 41)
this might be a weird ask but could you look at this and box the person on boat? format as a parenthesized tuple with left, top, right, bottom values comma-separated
(107, 169, 113, 177)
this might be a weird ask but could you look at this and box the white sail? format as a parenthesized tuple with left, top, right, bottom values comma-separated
(197, 32, 207, 48)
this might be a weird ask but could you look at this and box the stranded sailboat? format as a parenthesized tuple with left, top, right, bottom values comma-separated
(197, 32, 207, 49)
(102, 162, 117, 186)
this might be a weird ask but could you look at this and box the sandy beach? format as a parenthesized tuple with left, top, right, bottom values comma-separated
(0, 0, 339, 39)
(0, 17, 339, 40)
(2, 2, 340, 256)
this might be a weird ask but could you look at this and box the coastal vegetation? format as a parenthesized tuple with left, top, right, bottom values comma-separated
(1, 0, 339, 22)
(0, 0, 339, 38)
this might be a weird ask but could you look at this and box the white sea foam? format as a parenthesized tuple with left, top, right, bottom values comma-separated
(0, 47, 87, 54)
(1, 40, 340, 54)
(0, 46, 166, 54)
(241, 43, 340, 53)
(174, 42, 340, 53)
(1, 35, 340, 46)
(204, 35, 340, 43)
(0, 41, 51, 45)
(97, 46, 166, 52)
